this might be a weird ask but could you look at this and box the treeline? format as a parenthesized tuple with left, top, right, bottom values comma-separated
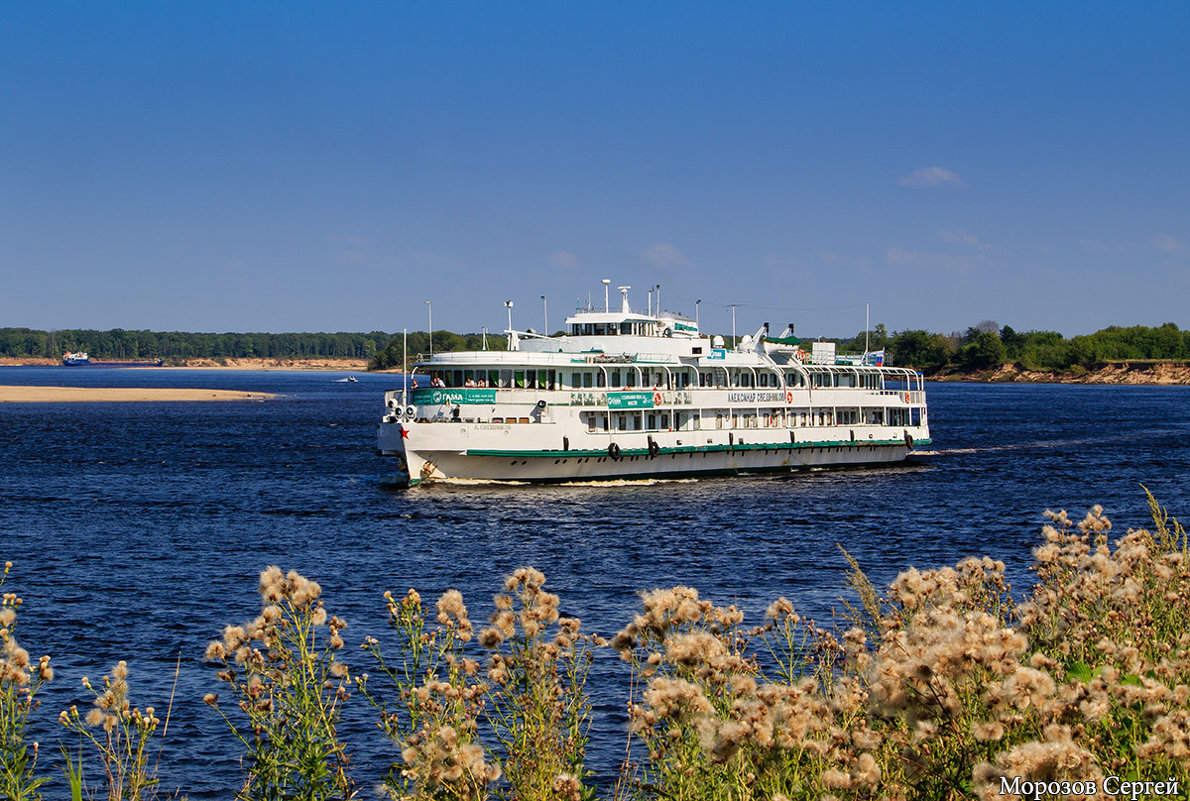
(7, 322, 1187, 373)
(368, 331, 506, 370)
(882, 322, 1190, 372)
(0, 328, 395, 361)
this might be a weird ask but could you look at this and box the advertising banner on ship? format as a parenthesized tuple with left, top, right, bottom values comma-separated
(412, 389, 498, 405)
(607, 391, 654, 409)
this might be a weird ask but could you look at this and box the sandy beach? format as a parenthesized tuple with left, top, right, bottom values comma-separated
(0, 386, 276, 402)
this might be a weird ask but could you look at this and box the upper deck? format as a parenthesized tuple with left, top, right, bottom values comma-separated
(410, 284, 920, 395)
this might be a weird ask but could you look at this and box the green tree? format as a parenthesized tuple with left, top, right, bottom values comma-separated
(1017, 330, 1071, 370)
(888, 330, 955, 370)
(960, 331, 1006, 369)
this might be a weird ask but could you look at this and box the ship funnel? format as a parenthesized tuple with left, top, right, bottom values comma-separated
(618, 286, 631, 314)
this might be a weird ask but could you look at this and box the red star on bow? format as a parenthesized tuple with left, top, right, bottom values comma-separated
(400, 428, 410, 439)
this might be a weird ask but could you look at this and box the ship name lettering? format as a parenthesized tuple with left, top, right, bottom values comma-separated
(569, 392, 604, 406)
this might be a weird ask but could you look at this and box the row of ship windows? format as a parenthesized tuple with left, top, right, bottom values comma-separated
(427, 368, 881, 390)
(570, 322, 656, 336)
(575, 407, 918, 432)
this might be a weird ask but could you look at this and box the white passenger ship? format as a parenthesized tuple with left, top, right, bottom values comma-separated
(378, 284, 929, 485)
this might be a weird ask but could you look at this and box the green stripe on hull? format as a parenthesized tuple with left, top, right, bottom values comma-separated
(403, 452, 924, 487)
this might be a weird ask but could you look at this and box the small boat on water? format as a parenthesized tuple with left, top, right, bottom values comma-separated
(62, 352, 165, 367)
(378, 281, 930, 485)
(334, 376, 359, 383)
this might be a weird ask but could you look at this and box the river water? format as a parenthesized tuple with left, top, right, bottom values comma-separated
(1, 367, 1187, 796)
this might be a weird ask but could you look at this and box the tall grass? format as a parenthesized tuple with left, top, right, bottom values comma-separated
(359, 586, 496, 800)
(358, 567, 594, 800)
(0, 562, 53, 800)
(58, 662, 163, 800)
(203, 566, 355, 800)
(2, 496, 1189, 798)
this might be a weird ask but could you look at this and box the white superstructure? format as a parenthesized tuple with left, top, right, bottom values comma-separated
(378, 284, 929, 485)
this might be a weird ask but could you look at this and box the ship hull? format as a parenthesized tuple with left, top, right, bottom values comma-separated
(63, 360, 165, 367)
(379, 420, 928, 486)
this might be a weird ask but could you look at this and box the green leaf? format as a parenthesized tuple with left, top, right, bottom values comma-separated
(60, 746, 84, 801)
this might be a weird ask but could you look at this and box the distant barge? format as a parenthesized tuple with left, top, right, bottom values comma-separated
(62, 351, 165, 367)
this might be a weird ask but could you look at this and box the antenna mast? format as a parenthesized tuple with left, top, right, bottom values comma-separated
(865, 303, 870, 357)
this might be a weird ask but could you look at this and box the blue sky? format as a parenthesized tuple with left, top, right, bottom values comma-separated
(2, 2, 1188, 338)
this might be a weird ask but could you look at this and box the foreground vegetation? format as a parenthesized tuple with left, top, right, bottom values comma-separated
(3, 495, 1189, 799)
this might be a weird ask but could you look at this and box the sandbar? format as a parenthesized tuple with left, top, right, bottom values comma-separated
(0, 386, 276, 403)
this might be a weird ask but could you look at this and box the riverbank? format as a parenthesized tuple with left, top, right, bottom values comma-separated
(7, 355, 1188, 384)
(0, 386, 276, 402)
(163, 357, 368, 370)
(0, 357, 366, 370)
(934, 360, 1190, 385)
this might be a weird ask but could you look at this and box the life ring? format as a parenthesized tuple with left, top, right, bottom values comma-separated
(786, 391, 793, 404)
(904, 392, 911, 403)
(653, 391, 663, 406)
(648, 439, 660, 458)
(608, 443, 621, 460)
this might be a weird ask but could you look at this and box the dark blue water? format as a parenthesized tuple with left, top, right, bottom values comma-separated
(2, 367, 1188, 796)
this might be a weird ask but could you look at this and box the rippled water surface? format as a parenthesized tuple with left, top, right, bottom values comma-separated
(2, 367, 1188, 796)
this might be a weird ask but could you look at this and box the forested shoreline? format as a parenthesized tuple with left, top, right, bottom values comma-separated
(0, 327, 394, 362)
(882, 321, 1190, 374)
(368, 322, 1190, 374)
(4, 322, 1190, 375)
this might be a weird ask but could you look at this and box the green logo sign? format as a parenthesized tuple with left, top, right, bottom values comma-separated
(412, 388, 497, 405)
(608, 391, 655, 409)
